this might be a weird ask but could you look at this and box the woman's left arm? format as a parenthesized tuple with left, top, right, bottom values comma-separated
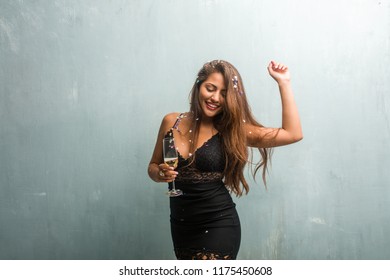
(246, 61, 303, 148)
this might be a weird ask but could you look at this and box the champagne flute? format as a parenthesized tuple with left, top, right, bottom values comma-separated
(163, 137, 183, 197)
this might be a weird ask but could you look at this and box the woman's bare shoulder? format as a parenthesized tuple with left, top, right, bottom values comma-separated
(159, 112, 181, 132)
(162, 112, 182, 123)
(161, 112, 193, 132)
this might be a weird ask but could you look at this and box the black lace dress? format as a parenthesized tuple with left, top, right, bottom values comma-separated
(166, 116, 241, 260)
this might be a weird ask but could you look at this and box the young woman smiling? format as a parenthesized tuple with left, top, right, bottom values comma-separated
(148, 59, 303, 260)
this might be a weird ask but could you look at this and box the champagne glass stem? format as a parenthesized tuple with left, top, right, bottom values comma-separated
(172, 179, 176, 191)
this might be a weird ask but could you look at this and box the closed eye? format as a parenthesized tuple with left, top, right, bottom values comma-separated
(206, 85, 216, 92)
(204, 83, 226, 98)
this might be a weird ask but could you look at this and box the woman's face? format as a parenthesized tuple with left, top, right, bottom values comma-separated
(198, 72, 226, 119)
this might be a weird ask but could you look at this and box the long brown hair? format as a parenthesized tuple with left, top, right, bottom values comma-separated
(189, 60, 272, 196)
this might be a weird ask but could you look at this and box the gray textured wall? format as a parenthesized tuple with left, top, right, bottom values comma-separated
(1, 0, 389, 259)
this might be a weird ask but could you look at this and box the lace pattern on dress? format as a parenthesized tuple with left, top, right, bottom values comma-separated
(175, 248, 232, 260)
(175, 164, 223, 184)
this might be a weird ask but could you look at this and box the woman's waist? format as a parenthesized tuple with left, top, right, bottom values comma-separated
(174, 171, 224, 185)
(172, 180, 225, 192)
(170, 204, 238, 227)
(169, 181, 236, 222)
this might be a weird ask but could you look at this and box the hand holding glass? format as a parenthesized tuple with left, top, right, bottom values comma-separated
(163, 137, 182, 197)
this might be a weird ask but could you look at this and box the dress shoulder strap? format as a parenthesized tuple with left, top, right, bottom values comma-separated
(171, 113, 185, 130)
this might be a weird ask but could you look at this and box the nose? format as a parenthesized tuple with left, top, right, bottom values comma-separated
(210, 91, 221, 103)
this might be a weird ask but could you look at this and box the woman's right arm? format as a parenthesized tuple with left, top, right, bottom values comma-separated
(148, 113, 179, 183)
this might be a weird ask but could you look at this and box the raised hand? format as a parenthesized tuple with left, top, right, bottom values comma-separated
(267, 60, 291, 84)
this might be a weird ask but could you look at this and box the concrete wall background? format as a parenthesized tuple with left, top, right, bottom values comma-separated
(1, 0, 389, 259)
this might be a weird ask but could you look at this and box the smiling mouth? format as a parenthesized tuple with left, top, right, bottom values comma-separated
(205, 101, 220, 111)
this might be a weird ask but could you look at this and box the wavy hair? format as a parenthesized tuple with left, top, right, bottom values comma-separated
(189, 60, 272, 196)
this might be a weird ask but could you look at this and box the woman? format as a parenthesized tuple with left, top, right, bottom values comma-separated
(148, 60, 302, 259)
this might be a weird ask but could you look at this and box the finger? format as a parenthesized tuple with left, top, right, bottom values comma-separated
(166, 171, 178, 178)
(162, 175, 175, 182)
(160, 163, 174, 169)
(275, 62, 288, 71)
(158, 166, 178, 181)
(270, 61, 287, 70)
(276, 64, 287, 72)
(279, 63, 286, 68)
(272, 64, 280, 71)
(159, 163, 173, 171)
(160, 174, 174, 183)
